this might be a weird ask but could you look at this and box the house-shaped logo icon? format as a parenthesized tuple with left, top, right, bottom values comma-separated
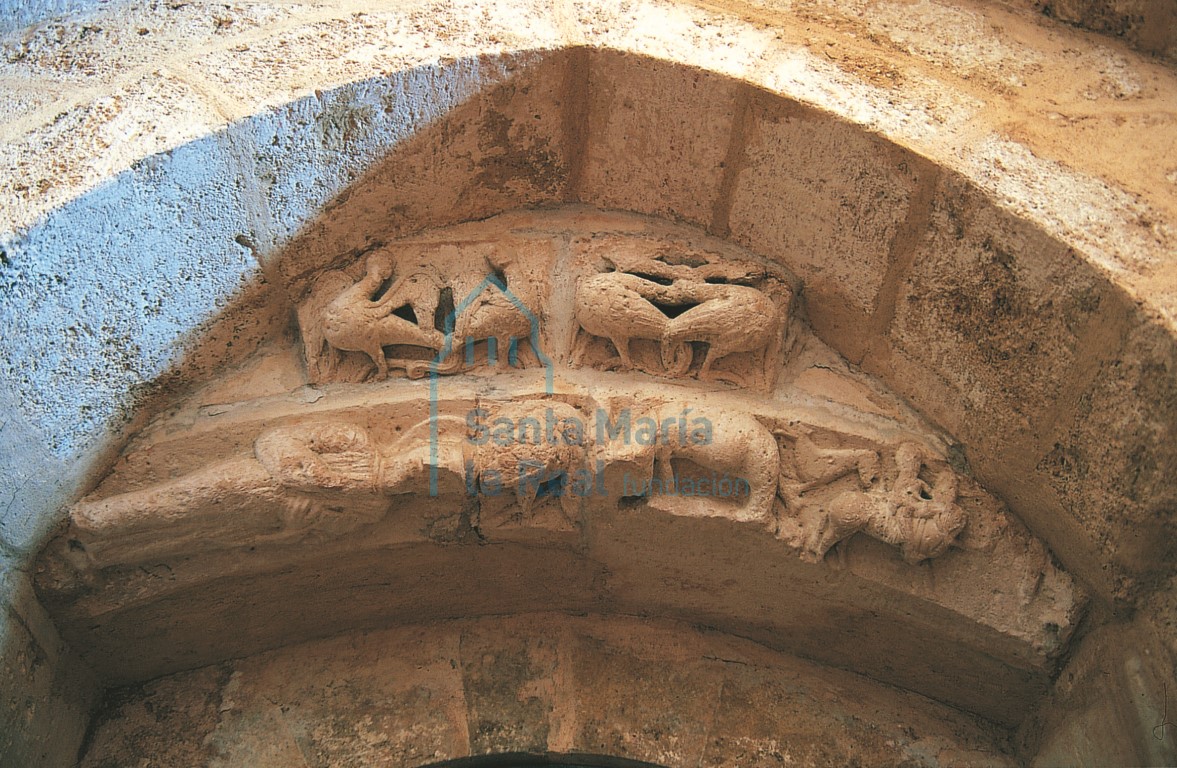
(428, 272, 554, 495)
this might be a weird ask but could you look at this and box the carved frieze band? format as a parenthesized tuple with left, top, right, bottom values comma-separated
(58, 396, 996, 577)
(296, 238, 795, 390)
(42, 230, 1056, 609)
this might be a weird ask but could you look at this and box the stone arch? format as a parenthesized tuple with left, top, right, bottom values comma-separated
(1, 2, 1175, 765)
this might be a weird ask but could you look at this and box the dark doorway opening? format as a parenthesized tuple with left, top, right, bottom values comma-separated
(420, 754, 667, 768)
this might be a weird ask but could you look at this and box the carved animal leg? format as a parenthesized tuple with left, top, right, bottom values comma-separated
(495, 337, 514, 370)
(610, 336, 634, 370)
(760, 318, 786, 390)
(812, 523, 846, 562)
(699, 346, 718, 380)
(805, 503, 858, 563)
(513, 337, 539, 368)
(698, 347, 749, 387)
(570, 328, 590, 366)
(366, 346, 389, 380)
(802, 514, 833, 563)
(656, 446, 675, 486)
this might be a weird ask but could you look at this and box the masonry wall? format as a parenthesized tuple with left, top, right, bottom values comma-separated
(1, 0, 1175, 765)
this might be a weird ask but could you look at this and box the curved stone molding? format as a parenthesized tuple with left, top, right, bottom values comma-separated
(32, 213, 1089, 728)
(1, 0, 1175, 762)
(74, 614, 1018, 768)
(64, 418, 452, 571)
(52, 393, 982, 576)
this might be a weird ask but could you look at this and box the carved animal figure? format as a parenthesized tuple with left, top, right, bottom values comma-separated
(254, 423, 399, 537)
(255, 422, 383, 494)
(469, 401, 589, 526)
(660, 281, 782, 387)
(805, 442, 967, 564)
(776, 429, 880, 504)
(319, 253, 446, 379)
(573, 252, 788, 386)
(300, 270, 355, 381)
(573, 271, 688, 372)
(65, 418, 468, 570)
(644, 409, 779, 525)
(452, 254, 541, 369)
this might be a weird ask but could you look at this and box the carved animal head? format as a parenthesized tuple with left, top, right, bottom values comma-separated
(485, 249, 517, 271)
(364, 252, 395, 280)
(857, 452, 881, 487)
(894, 442, 925, 478)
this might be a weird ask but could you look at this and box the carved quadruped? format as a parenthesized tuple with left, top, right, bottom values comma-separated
(465, 398, 591, 533)
(54, 385, 1046, 580)
(295, 225, 800, 391)
(38, 388, 1083, 702)
(450, 250, 546, 371)
(297, 239, 553, 383)
(593, 399, 779, 526)
(31, 211, 1088, 710)
(301, 253, 447, 381)
(570, 244, 795, 390)
(63, 417, 471, 572)
(772, 427, 968, 565)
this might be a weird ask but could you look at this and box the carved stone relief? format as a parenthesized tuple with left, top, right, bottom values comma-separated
(31, 211, 1086, 716)
(52, 397, 601, 575)
(771, 426, 973, 564)
(466, 399, 591, 533)
(593, 400, 780, 525)
(295, 230, 797, 391)
(570, 241, 796, 390)
(55, 403, 976, 581)
(50, 208, 1030, 577)
(64, 419, 448, 571)
(297, 239, 551, 383)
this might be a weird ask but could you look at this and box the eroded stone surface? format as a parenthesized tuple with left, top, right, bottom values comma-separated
(77, 614, 1018, 768)
(32, 211, 1086, 730)
(0, 1, 1174, 764)
(580, 52, 739, 227)
(569, 231, 796, 389)
(1018, 616, 1177, 767)
(0, 569, 98, 768)
(727, 93, 925, 346)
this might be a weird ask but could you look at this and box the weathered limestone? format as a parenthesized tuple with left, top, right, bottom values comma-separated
(31, 213, 1086, 730)
(580, 53, 741, 227)
(269, 54, 573, 295)
(1, 2, 1173, 602)
(726, 93, 928, 360)
(298, 237, 553, 382)
(0, 568, 98, 768)
(1019, 614, 1177, 766)
(569, 233, 795, 388)
(76, 614, 1018, 768)
(0, 0, 1173, 764)
(1007, 0, 1177, 63)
